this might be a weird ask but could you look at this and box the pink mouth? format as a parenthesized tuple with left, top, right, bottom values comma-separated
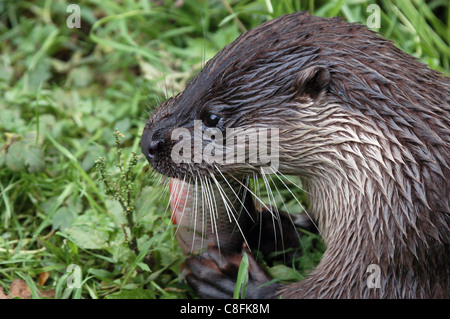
(169, 178, 188, 225)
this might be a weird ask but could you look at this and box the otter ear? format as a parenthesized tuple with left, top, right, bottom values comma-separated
(294, 66, 330, 100)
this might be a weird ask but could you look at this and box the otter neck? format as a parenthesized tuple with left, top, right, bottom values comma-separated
(300, 162, 442, 298)
(307, 173, 398, 255)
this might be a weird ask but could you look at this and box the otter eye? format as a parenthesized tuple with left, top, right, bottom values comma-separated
(202, 113, 221, 127)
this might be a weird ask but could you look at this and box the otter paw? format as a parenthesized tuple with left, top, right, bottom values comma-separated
(184, 245, 280, 299)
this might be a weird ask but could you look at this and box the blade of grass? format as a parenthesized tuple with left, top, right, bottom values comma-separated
(233, 252, 249, 299)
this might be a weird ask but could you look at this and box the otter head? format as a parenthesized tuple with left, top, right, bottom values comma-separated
(141, 30, 332, 181)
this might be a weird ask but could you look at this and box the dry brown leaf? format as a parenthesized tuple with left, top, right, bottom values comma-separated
(39, 271, 50, 286)
(9, 279, 32, 299)
(0, 279, 55, 299)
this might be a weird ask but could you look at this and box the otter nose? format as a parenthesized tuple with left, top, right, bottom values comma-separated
(147, 139, 164, 159)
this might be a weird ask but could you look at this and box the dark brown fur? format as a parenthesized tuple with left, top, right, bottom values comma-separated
(142, 12, 450, 298)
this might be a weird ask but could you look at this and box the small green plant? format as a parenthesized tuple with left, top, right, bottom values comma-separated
(94, 129, 139, 256)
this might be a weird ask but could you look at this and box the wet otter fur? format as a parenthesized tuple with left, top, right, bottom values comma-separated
(141, 12, 450, 298)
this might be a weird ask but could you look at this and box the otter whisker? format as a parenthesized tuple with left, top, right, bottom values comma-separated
(214, 165, 255, 223)
(271, 170, 311, 197)
(238, 175, 251, 218)
(209, 173, 232, 252)
(210, 173, 250, 250)
(198, 176, 205, 251)
(266, 172, 305, 261)
(153, 170, 164, 188)
(159, 177, 170, 206)
(226, 173, 274, 217)
(190, 176, 199, 254)
(250, 172, 264, 256)
(269, 166, 321, 236)
(173, 175, 188, 214)
(209, 174, 233, 223)
(204, 176, 221, 253)
(199, 175, 210, 252)
(260, 168, 283, 256)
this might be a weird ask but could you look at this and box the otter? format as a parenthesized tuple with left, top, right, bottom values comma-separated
(141, 12, 450, 298)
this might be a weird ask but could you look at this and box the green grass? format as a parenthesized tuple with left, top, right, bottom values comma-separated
(0, 0, 448, 299)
